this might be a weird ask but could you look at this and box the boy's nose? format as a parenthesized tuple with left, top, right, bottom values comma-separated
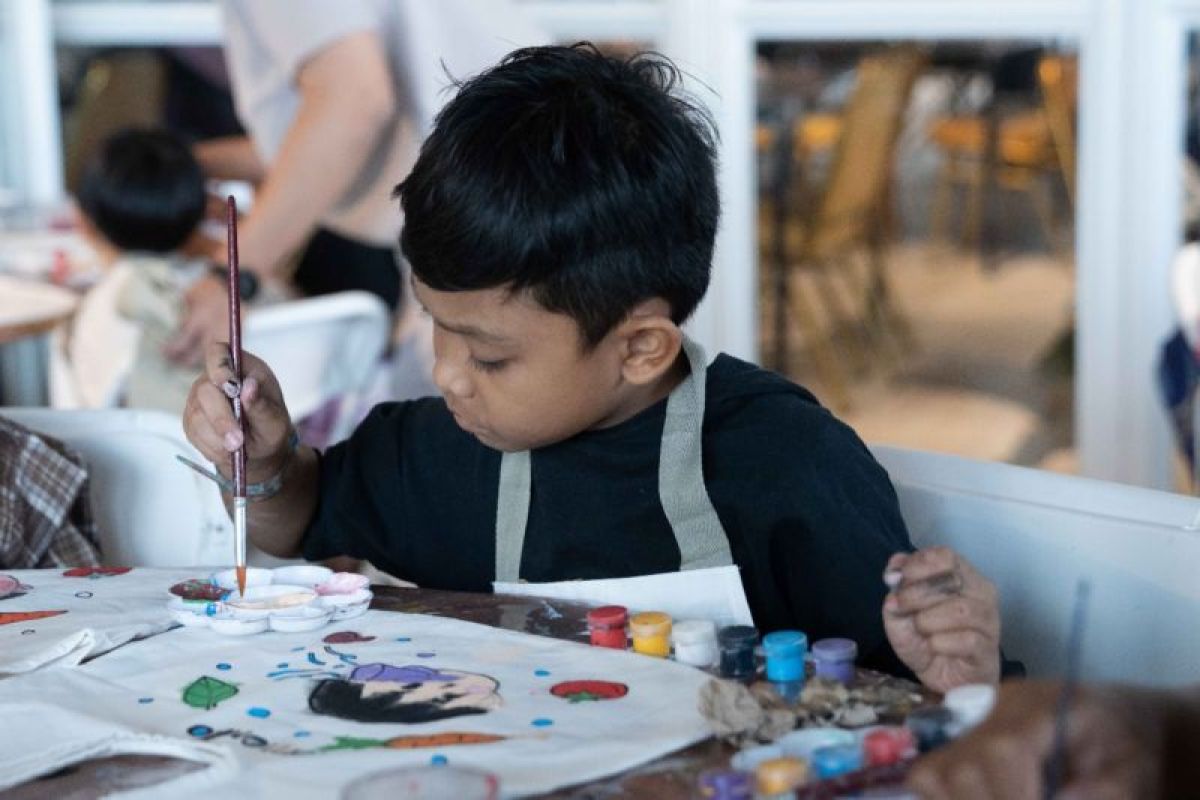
(433, 358, 474, 401)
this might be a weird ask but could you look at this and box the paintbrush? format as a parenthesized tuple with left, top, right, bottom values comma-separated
(1043, 579, 1090, 799)
(225, 196, 247, 597)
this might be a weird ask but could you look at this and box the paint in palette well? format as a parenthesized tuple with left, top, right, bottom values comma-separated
(247, 707, 271, 719)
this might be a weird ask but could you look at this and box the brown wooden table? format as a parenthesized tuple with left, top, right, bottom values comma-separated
(7, 586, 926, 798)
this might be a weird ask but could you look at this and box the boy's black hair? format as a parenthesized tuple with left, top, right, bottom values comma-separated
(77, 128, 205, 254)
(396, 43, 719, 347)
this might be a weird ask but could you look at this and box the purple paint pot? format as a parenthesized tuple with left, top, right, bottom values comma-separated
(811, 638, 858, 685)
(697, 768, 753, 799)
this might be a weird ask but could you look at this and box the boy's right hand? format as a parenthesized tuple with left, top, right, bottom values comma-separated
(183, 342, 293, 483)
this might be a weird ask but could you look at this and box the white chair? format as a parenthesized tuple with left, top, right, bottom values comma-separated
(244, 291, 391, 423)
(873, 444, 1200, 686)
(1, 408, 294, 569)
(3, 407, 231, 567)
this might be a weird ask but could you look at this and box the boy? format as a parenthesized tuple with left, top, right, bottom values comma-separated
(74, 128, 209, 412)
(184, 45, 1001, 692)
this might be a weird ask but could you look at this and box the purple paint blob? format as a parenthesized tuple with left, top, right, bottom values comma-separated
(350, 663, 456, 683)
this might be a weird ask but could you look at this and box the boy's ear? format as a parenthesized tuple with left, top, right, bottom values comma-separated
(615, 299, 683, 386)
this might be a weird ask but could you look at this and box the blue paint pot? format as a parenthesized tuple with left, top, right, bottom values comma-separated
(762, 630, 807, 683)
(811, 743, 863, 779)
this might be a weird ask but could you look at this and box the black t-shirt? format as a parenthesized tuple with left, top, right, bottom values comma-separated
(303, 354, 914, 674)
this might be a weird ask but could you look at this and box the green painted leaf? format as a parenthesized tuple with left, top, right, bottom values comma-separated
(182, 676, 239, 710)
(320, 736, 385, 752)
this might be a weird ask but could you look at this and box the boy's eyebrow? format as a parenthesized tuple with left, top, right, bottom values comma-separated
(411, 279, 513, 344)
(434, 319, 512, 344)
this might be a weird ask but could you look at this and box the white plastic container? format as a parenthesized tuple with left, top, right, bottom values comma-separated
(672, 619, 718, 667)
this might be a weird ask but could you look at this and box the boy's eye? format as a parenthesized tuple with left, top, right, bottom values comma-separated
(469, 357, 508, 373)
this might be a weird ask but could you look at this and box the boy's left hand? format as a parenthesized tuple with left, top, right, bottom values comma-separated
(882, 547, 1001, 694)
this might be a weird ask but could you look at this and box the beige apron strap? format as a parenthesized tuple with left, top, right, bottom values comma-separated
(492, 335, 734, 580)
(494, 449, 532, 582)
(659, 336, 734, 569)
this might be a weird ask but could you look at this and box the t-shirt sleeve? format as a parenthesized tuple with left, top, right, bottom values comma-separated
(301, 402, 405, 565)
(228, 0, 381, 84)
(717, 396, 915, 677)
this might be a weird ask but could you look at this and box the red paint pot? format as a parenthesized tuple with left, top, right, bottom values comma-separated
(586, 605, 628, 649)
(862, 726, 917, 767)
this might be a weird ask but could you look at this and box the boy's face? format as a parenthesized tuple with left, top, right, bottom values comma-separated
(413, 278, 633, 452)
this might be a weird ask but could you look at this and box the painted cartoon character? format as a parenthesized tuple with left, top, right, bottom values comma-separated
(309, 663, 503, 723)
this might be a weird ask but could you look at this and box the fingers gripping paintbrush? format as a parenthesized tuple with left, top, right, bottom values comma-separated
(225, 196, 247, 597)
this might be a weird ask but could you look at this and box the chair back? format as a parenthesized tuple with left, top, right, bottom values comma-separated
(807, 47, 925, 258)
(1038, 53, 1078, 205)
(874, 444, 1200, 686)
(1, 408, 231, 567)
(243, 291, 391, 421)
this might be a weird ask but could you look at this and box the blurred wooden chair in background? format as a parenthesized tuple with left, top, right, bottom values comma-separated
(63, 52, 166, 192)
(760, 46, 925, 409)
(927, 53, 1077, 254)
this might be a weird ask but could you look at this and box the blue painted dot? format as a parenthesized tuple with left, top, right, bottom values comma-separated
(395, 637, 412, 643)
(247, 707, 271, 719)
(216, 663, 232, 671)
(416, 652, 436, 659)
(534, 669, 551, 677)
(276, 663, 289, 669)
(291, 646, 305, 652)
(430, 754, 448, 766)
(137, 697, 154, 704)
(294, 731, 311, 738)
(531, 718, 554, 728)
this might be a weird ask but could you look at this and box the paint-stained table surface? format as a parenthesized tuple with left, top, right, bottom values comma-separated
(8, 585, 924, 799)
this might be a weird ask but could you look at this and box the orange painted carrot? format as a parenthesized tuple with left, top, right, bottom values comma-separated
(383, 732, 506, 749)
(0, 610, 67, 626)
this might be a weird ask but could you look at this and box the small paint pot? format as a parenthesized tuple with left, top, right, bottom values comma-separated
(211, 567, 272, 592)
(672, 619, 718, 667)
(777, 727, 856, 761)
(696, 768, 753, 799)
(269, 604, 334, 633)
(318, 588, 373, 620)
(629, 611, 672, 658)
(586, 605, 628, 649)
(271, 565, 334, 588)
(862, 726, 916, 767)
(341, 765, 499, 800)
(717, 625, 758, 679)
(811, 638, 858, 685)
(905, 705, 954, 753)
(943, 683, 997, 737)
(227, 585, 317, 614)
(755, 756, 809, 797)
(811, 743, 863, 779)
(209, 615, 270, 636)
(315, 572, 370, 596)
(730, 743, 783, 773)
(762, 630, 807, 683)
(167, 597, 212, 627)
